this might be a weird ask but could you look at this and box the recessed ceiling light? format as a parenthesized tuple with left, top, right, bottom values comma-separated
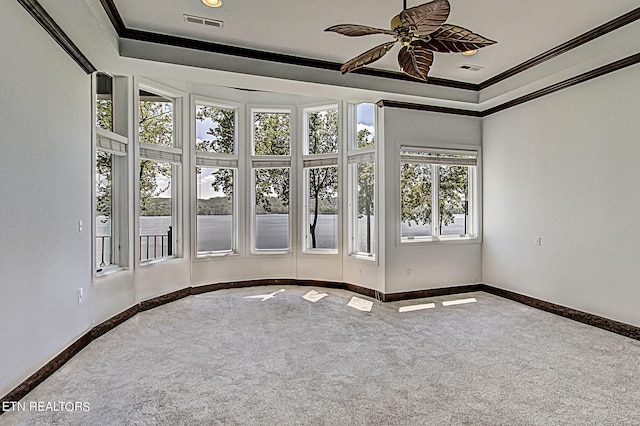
(462, 50, 478, 56)
(202, 0, 222, 7)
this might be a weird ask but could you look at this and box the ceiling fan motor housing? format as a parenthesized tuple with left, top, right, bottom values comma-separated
(391, 14, 403, 31)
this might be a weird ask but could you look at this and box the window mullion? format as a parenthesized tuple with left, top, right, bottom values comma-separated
(432, 164, 440, 237)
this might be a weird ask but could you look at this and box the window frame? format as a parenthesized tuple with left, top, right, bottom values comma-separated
(399, 145, 481, 244)
(93, 72, 129, 276)
(249, 107, 294, 255)
(348, 102, 377, 260)
(135, 78, 184, 265)
(302, 104, 340, 255)
(192, 96, 241, 258)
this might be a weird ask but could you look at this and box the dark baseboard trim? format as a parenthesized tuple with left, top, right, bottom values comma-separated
(3, 280, 639, 413)
(481, 285, 640, 341)
(0, 331, 92, 410)
(383, 284, 485, 302)
(17, 0, 96, 74)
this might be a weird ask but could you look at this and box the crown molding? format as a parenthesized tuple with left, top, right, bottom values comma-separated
(479, 7, 640, 90)
(378, 52, 640, 117)
(375, 100, 483, 117)
(17, 0, 96, 74)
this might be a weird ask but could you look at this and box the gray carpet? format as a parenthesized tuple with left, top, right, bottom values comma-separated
(2, 286, 640, 425)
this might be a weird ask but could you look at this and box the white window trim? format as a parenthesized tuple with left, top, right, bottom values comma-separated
(250, 106, 294, 254)
(301, 103, 340, 255)
(347, 102, 377, 260)
(135, 78, 185, 265)
(93, 72, 129, 277)
(399, 145, 481, 245)
(192, 96, 242, 258)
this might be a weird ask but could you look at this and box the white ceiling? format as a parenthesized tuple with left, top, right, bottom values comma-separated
(112, 0, 638, 84)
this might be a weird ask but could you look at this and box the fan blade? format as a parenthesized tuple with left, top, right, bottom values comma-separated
(341, 41, 396, 74)
(325, 24, 396, 37)
(400, 0, 450, 36)
(424, 24, 497, 53)
(398, 40, 434, 81)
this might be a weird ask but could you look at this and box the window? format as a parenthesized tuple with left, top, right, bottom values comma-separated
(348, 103, 376, 257)
(138, 84, 182, 262)
(251, 110, 291, 252)
(194, 101, 238, 256)
(303, 106, 339, 253)
(94, 73, 128, 273)
(400, 147, 477, 241)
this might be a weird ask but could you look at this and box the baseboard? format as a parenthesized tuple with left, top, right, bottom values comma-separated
(3, 279, 639, 412)
(480, 284, 640, 341)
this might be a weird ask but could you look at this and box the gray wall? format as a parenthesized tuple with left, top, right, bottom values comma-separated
(0, 1, 93, 397)
(382, 108, 483, 293)
(482, 64, 640, 327)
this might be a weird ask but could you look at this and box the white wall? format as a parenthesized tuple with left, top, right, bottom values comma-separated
(382, 108, 483, 293)
(0, 2, 93, 397)
(483, 64, 640, 327)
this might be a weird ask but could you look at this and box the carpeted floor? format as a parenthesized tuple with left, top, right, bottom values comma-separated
(2, 286, 640, 425)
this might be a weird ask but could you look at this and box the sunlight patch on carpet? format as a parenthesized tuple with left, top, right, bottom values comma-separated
(347, 296, 374, 312)
(442, 298, 477, 307)
(303, 290, 328, 303)
(399, 303, 436, 313)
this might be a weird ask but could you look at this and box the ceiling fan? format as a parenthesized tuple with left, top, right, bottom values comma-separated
(325, 0, 496, 81)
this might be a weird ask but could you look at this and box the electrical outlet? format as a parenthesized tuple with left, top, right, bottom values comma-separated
(78, 220, 83, 232)
(357, 268, 363, 277)
(535, 236, 542, 246)
(406, 268, 412, 277)
(77, 288, 83, 305)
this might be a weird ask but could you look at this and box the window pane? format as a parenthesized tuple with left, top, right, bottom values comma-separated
(306, 166, 338, 250)
(96, 74, 113, 132)
(139, 159, 173, 261)
(355, 161, 375, 254)
(401, 163, 432, 239)
(253, 112, 290, 156)
(356, 103, 375, 149)
(195, 105, 235, 154)
(96, 151, 112, 269)
(439, 165, 470, 236)
(197, 167, 234, 254)
(255, 168, 289, 250)
(139, 90, 174, 147)
(307, 108, 338, 155)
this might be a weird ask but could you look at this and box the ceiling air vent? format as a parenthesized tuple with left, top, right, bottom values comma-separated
(459, 64, 484, 72)
(183, 14, 223, 29)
